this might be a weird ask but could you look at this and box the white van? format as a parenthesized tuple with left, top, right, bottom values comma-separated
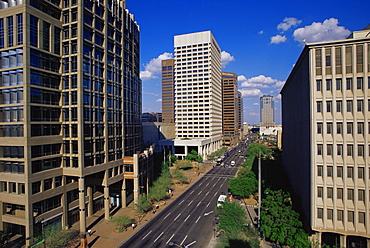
(217, 194, 227, 207)
(230, 161, 235, 166)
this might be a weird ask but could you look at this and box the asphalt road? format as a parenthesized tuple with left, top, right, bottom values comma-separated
(118, 137, 253, 248)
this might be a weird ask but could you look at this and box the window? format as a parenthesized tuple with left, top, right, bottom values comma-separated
(316, 80, 322, 91)
(327, 187, 333, 199)
(347, 144, 353, 156)
(358, 122, 364, 134)
(327, 209, 333, 220)
(327, 144, 333, 155)
(336, 100, 342, 112)
(327, 166, 333, 177)
(317, 144, 323, 155)
(317, 208, 323, 219)
(357, 100, 363, 112)
(347, 167, 354, 179)
(337, 188, 343, 200)
(358, 189, 365, 201)
(336, 78, 342, 90)
(346, 78, 352, 90)
(17, 14, 23, 45)
(337, 166, 343, 178)
(317, 123, 323, 134)
(318, 165, 323, 177)
(7, 16, 13, 47)
(317, 187, 323, 197)
(347, 122, 353, 134)
(346, 100, 353, 112)
(337, 145, 343, 156)
(359, 212, 365, 224)
(347, 189, 354, 200)
(327, 123, 332, 134)
(326, 79, 332, 90)
(358, 167, 364, 179)
(357, 77, 363, 89)
(317, 101, 322, 112)
(30, 15, 38, 47)
(0, 19, 3, 48)
(337, 210, 343, 221)
(326, 101, 332, 112)
(337, 122, 342, 134)
(348, 211, 354, 223)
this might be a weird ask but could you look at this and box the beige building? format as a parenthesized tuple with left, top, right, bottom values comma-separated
(260, 95, 275, 127)
(162, 59, 175, 123)
(0, 0, 152, 245)
(281, 25, 370, 247)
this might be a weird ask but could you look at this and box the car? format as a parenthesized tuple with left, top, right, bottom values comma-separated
(217, 194, 227, 208)
(230, 161, 235, 166)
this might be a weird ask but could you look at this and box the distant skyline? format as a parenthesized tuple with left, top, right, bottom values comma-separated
(126, 0, 368, 125)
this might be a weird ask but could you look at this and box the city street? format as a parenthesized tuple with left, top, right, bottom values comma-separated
(118, 147, 246, 248)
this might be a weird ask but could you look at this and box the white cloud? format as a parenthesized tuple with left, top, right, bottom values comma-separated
(253, 103, 259, 106)
(249, 112, 259, 116)
(258, 30, 264, 34)
(143, 91, 159, 97)
(270, 34, 287, 44)
(140, 52, 173, 81)
(275, 94, 282, 99)
(277, 17, 302, 31)
(239, 88, 263, 98)
(156, 98, 162, 102)
(221, 51, 235, 68)
(293, 18, 351, 43)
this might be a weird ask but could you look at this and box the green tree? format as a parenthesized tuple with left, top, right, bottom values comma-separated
(43, 227, 79, 248)
(246, 143, 271, 158)
(260, 189, 310, 247)
(184, 149, 202, 162)
(172, 169, 188, 186)
(135, 194, 152, 213)
(217, 202, 247, 237)
(110, 215, 132, 231)
(166, 154, 178, 167)
(228, 172, 258, 198)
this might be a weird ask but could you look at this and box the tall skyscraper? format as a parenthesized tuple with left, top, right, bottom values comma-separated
(281, 25, 370, 247)
(161, 31, 222, 159)
(222, 72, 240, 146)
(238, 91, 243, 131)
(0, 0, 147, 244)
(161, 59, 175, 123)
(260, 95, 275, 127)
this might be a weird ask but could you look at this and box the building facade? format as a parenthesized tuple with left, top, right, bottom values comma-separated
(161, 59, 175, 123)
(0, 0, 150, 245)
(281, 25, 370, 247)
(221, 72, 240, 146)
(160, 31, 223, 159)
(260, 95, 275, 127)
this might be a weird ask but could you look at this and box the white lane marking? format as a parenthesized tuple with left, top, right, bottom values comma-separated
(166, 234, 175, 244)
(205, 191, 209, 196)
(174, 213, 181, 221)
(184, 215, 190, 222)
(187, 241, 197, 246)
(180, 235, 188, 245)
(190, 190, 194, 195)
(179, 200, 184, 206)
(196, 201, 201, 207)
(164, 212, 171, 219)
(195, 216, 201, 223)
(213, 191, 218, 196)
(204, 211, 213, 216)
(154, 232, 164, 243)
(213, 183, 216, 187)
(206, 202, 211, 208)
(198, 190, 203, 195)
(206, 182, 210, 186)
(187, 200, 194, 206)
(219, 183, 224, 188)
(142, 230, 152, 240)
(199, 182, 203, 186)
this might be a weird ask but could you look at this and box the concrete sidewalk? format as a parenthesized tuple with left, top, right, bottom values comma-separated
(72, 162, 214, 248)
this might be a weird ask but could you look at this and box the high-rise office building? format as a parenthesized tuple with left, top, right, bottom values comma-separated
(281, 25, 370, 247)
(0, 0, 149, 244)
(260, 95, 275, 127)
(161, 59, 175, 123)
(222, 72, 240, 146)
(160, 31, 222, 159)
(238, 91, 243, 131)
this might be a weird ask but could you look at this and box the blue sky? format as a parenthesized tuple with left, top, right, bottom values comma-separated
(126, 0, 368, 125)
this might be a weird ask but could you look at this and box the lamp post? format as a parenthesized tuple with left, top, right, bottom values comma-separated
(258, 151, 261, 229)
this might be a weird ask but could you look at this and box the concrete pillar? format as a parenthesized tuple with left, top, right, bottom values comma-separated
(87, 186, 93, 217)
(25, 202, 33, 247)
(340, 235, 347, 248)
(61, 192, 68, 229)
(78, 177, 86, 233)
(104, 185, 110, 220)
(0, 201, 3, 230)
(133, 153, 139, 204)
(121, 178, 126, 208)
